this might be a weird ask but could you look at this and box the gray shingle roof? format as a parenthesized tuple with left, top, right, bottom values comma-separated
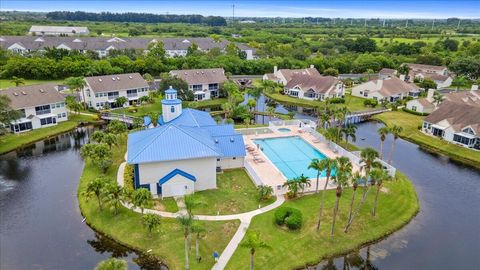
(170, 68, 227, 85)
(85, 73, 149, 93)
(425, 101, 480, 134)
(285, 74, 340, 94)
(1, 83, 64, 109)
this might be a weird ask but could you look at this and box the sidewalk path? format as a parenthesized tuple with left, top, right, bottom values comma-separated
(117, 161, 285, 269)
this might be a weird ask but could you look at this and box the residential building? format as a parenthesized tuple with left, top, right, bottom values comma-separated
(81, 73, 150, 110)
(263, 65, 321, 85)
(406, 98, 436, 114)
(404, 63, 453, 88)
(378, 68, 397, 79)
(169, 68, 228, 101)
(422, 101, 480, 150)
(29, 25, 90, 36)
(1, 83, 67, 133)
(351, 76, 422, 102)
(127, 88, 246, 198)
(0, 36, 256, 60)
(284, 74, 344, 101)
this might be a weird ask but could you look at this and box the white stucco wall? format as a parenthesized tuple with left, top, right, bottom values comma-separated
(161, 174, 195, 198)
(217, 157, 244, 169)
(138, 157, 217, 196)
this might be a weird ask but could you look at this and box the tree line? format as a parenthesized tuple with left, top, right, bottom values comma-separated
(46, 11, 227, 26)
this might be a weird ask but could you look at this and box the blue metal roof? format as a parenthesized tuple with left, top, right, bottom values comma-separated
(159, 168, 196, 185)
(165, 88, 177, 94)
(128, 124, 221, 164)
(143, 116, 151, 127)
(164, 108, 216, 127)
(212, 134, 246, 157)
(161, 99, 182, 105)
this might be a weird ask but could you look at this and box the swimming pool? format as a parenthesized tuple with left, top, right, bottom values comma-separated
(277, 128, 291, 132)
(254, 136, 334, 179)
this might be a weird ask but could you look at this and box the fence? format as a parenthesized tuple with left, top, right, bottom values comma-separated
(244, 159, 263, 186)
(235, 127, 274, 136)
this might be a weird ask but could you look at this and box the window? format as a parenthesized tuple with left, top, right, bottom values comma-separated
(40, 117, 56, 126)
(62, 113, 67, 118)
(233, 157, 236, 160)
(170, 106, 175, 113)
(359, 91, 363, 95)
(11, 122, 32, 133)
(453, 134, 473, 145)
(208, 83, 218, 90)
(363, 92, 368, 97)
(107, 91, 119, 100)
(127, 89, 137, 97)
(192, 85, 203, 91)
(412, 106, 417, 111)
(58, 113, 62, 118)
(35, 105, 51, 115)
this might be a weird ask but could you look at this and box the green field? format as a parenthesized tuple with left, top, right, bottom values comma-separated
(373, 111, 480, 168)
(226, 172, 418, 270)
(265, 92, 369, 112)
(0, 79, 64, 89)
(0, 114, 99, 154)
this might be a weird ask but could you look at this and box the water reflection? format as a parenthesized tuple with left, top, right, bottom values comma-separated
(306, 247, 378, 270)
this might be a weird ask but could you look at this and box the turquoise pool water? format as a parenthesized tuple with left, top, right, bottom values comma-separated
(254, 136, 334, 179)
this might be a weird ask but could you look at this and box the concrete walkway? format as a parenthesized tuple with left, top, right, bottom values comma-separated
(117, 161, 285, 269)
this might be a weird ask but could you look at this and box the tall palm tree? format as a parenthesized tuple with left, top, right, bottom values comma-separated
(64, 76, 87, 108)
(103, 183, 124, 215)
(370, 169, 392, 217)
(359, 147, 380, 199)
(240, 231, 271, 270)
(221, 102, 234, 119)
(177, 214, 193, 270)
(432, 92, 444, 107)
(308, 158, 323, 193)
(115, 96, 128, 113)
(319, 113, 331, 129)
(297, 174, 311, 194)
(191, 221, 206, 262)
(84, 177, 107, 211)
(388, 125, 403, 164)
(377, 126, 390, 160)
(325, 127, 338, 145)
(132, 188, 152, 215)
(331, 157, 351, 236)
(342, 124, 357, 145)
(347, 172, 361, 224)
(282, 177, 301, 198)
(184, 194, 203, 217)
(316, 158, 338, 231)
(11, 76, 25, 87)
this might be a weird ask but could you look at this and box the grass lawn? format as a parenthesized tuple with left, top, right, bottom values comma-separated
(0, 79, 64, 89)
(192, 169, 276, 215)
(373, 111, 480, 169)
(78, 137, 240, 270)
(265, 92, 369, 112)
(152, 197, 179, 212)
(0, 114, 99, 154)
(226, 172, 418, 270)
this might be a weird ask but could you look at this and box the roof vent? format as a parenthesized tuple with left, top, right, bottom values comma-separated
(215, 139, 219, 143)
(230, 137, 235, 142)
(201, 71, 204, 74)
(99, 78, 102, 82)
(116, 76, 120, 80)
(21, 91, 27, 95)
(13, 92, 18, 96)
(212, 70, 216, 73)
(73, 38, 82, 42)
(39, 89, 45, 93)
(112, 77, 116, 81)
(34, 37, 44, 42)
(128, 75, 133, 79)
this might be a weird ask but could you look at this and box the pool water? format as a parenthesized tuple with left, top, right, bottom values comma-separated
(277, 128, 291, 132)
(254, 136, 334, 179)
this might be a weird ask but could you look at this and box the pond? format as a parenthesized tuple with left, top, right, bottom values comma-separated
(309, 121, 480, 269)
(0, 126, 167, 270)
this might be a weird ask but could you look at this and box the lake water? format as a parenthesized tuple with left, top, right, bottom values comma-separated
(310, 121, 480, 269)
(0, 127, 166, 270)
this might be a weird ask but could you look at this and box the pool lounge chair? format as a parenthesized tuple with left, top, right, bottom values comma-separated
(253, 157, 265, 163)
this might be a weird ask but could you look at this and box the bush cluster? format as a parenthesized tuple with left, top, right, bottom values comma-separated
(328, 97, 345, 104)
(124, 164, 135, 190)
(274, 207, 303, 230)
(402, 107, 430, 116)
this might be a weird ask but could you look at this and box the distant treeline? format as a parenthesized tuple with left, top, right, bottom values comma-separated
(46, 11, 227, 26)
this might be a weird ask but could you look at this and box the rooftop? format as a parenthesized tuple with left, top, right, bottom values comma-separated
(170, 68, 227, 85)
(85, 73, 149, 93)
(1, 83, 64, 109)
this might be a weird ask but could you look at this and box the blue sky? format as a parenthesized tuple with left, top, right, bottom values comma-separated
(2, 0, 479, 19)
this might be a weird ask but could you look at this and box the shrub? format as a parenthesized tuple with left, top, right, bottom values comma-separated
(328, 97, 345, 104)
(363, 98, 378, 107)
(402, 107, 430, 116)
(274, 206, 303, 230)
(124, 164, 135, 190)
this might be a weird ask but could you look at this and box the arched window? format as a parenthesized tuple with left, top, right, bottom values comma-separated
(171, 106, 175, 113)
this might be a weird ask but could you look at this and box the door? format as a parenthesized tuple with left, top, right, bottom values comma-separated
(169, 184, 188, 197)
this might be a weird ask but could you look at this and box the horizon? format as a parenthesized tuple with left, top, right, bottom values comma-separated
(2, 0, 480, 19)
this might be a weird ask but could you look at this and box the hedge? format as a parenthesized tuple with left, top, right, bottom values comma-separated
(402, 107, 430, 116)
(274, 206, 303, 230)
(123, 164, 134, 190)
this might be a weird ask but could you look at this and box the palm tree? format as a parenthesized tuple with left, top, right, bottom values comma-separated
(247, 98, 257, 112)
(266, 106, 276, 118)
(11, 76, 25, 87)
(243, 117, 251, 129)
(184, 194, 203, 217)
(143, 213, 161, 238)
(452, 75, 468, 91)
(359, 147, 380, 201)
(191, 221, 206, 262)
(258, 185, 274, 201)
(240, 231, 271, 270)
(95, 258, 127, 270)
(315, 158, 338, 231)
(325, 127, 338, 145)
(432, 92, 444, 107)
(347, 172, 361, 225)
(64, 76, 87, 108)
(319, 113, 331, 129)
(221, 102, 234, 119)
(342, 124, 357, 145)
(331, 157, 351, 236)
(388, 125, 403, 164)
(282, 177, 301, 198)
(131, 188, 152, 215)
(370, 169, 392, 217)
(377, 126, 390, 160)
(397, 64, 410, 81)
(308, 158, 323, 193)
(297, 174, 311, 194)
(177, 214, 193, 270)
(84, 177, 107, 211)
(103, 182, 124, 215)
(115, 96, 128, 114)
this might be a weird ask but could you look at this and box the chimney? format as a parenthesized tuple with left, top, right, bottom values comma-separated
(426, 88, 435, 102)
(310, 64, 314, 69)
(399, 74, 406, 81)
(273, 66, 278, 76)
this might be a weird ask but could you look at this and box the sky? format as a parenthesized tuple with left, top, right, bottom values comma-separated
(1, 0, 479, 19)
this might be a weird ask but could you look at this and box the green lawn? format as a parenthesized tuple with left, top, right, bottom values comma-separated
(0, 114, 99, 154)
(0, 79, 64, 89)
(78, 136, 240, 270)
(226, 172, 418, 270)
(371, 36, 480, 46)
(152, 197, 179, 213)
(192, 169, 276, 215)
(373, 111, 480, 169)
(264, 92, 369, 112)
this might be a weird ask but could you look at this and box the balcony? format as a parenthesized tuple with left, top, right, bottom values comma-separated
(35, 109, 51, 115)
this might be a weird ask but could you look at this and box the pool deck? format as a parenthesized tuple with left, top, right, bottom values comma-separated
(243, 125, 360, 194)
